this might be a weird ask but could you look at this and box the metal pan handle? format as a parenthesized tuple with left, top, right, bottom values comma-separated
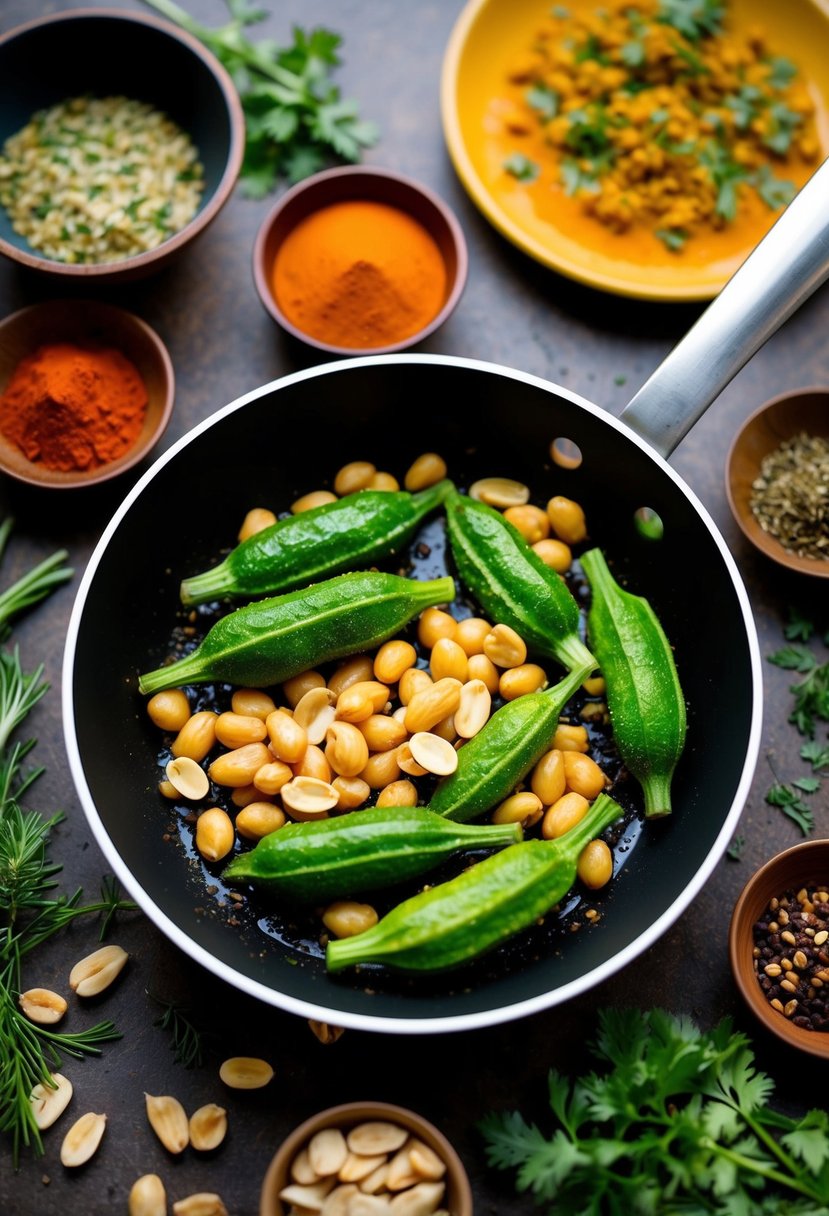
(620, 156, 829, 460)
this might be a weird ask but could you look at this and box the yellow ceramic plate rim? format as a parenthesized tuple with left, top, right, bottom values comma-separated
(441, 0, 829, 301)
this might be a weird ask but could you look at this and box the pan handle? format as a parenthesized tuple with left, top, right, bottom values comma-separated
(620, 156, 829, 460)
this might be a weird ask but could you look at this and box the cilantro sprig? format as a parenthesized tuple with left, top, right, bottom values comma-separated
(481, 1007, 829, 1213)
(141, 0, 379, 197)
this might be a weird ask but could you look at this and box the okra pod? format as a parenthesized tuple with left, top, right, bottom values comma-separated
(580, 547, 686, 819)
(138, 571, 455, 695)
(180, 480, 455, 606)
(223, 806, 522, 902)
(445, 490, 596, 674)
(429, 660, 594, 822)
(326, 793, 623, 973)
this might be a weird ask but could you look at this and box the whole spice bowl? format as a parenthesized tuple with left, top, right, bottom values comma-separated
(0, 298, 174, 489)
(725, 387, 829, 578)
(258, 1100, 474, 1216)
(729, 839, 829, 1059)
(252, 165, 469, 356)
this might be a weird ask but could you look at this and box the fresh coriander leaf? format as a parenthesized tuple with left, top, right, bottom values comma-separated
(766, 56, 797, 90)
(282, 142, 327, 185)
(620, 39, 646, 67)
(656, 0, 724, 40)
(794, 776, 822, 794)
(311, 99, 379, 162)
(227, 0, 267, 23)
(725, 85, 763, 129)
(768, 644, 816, 673)
(656, 227, 688, 251)
(259, 106, 300, 143)
(764, 101, 803, 154)
(727, 834, 745, 861)
(766, 783, 814, 834)
(753, 165, 796, 211)
(781, 1109, 829, 1173)
(784, 607, 815, 642)
(526, 83, 559, 120)
(801, 741, 829, 771)
(575, 33, 609, 64)
(560, 157, 600, 195)
(504, 153, 540, 183)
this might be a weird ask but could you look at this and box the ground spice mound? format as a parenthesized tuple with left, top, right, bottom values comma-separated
(749, 431, 829, 560)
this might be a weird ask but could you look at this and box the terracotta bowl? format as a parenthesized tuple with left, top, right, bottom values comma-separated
(729, 839, 829, 1059)
(259, 1100, 474, 1216)
(0, 7, 245, 283)
(252, 165, 468, 355)
(725, 387, 829, 578)
(0, 299, 174, 489)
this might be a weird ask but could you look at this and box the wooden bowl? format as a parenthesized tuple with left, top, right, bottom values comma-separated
(725, 388, 829, 578)
(259, 1100, 474, 1216)
(729, 839, 829, 1059)
(0, 7, 245, 283)
(0, 299, 174, 488)
(252, 165, 468, 355)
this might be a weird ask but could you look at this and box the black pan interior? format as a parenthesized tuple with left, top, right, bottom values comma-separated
(70, 359, 754, 1023)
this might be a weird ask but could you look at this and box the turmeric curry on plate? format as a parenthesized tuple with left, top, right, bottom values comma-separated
(442, 0, 829, 299)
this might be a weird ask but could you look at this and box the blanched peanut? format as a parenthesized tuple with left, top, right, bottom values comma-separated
(386, 1144, 420, 1190)
(369, 470, 400, 491)
(547, 495, 587, 544)
(398, 667, 432, 705)
(293, 743, 333, 783)
(231, 687, 277, 719)
(374, 639, 417, 684)
(145, 1093, 189, 1153)
(563, 751, 607, 799)
(499, 663, 547, 700)
(376, 779, 418, 808)
(334, 461, 376, 496)
(158, 779, 180, 799)
(238, 506, 276, 541)
(214, 712, 267, 749)
(577, 838, 614, 889)
(454, 679, 491, 738)
(282, 669, 326, 708)
(328, 656, 374, 698)
(348, 1122, 408, 1156)
(281, 776, 339, 819)
(69, 944, 128, 996)
(404, 452, 447, 491)
(333, 775, 371, 811)
(542, 792, 590, 840)
(323, 901, 378, 938)
(147, 688, 190, 732)
(409, 733, 458, 776)
(266, 709, 308, 764)
(417, 607, 457, 649)
(397, 742, 428, 777)
(253, 759, 293, 795)
(428, 714, 456, 744)
(503, 503, 550, 543)
(128, 1173, 166, 1216)
(531, 748, 565, 806)
(171, 711, 217, 762)
(429, 637, 468, 683)
(340, 1152, 387, 1182)
(189, 1103, 228, 1152)
(336, 681, 390, 723)
(293, 686, 337, 743)
(553, 723, 590, 753)
(483, 623, 527, 668)
(208, 741, 272, 787)
(326, 722, 370, 777)
(532, 537, 572, 573)
(195, 808, 234, 861)
(454, 617, 491, 656)
(235, 802, 286, 840)
(19, 987, 67, 1025)
(291, 489, 337, 514)
(60, 1111, 107, 1167)
(219, 1057, 273, 1089)
(360, 749, 402, 789)
(30, 1073, 72, 1130)
(404, 678, 462, 734)
(469, 476, 529, 507)
(492, 791, 543, 827)
(172, 1194, 229, 1216)
(467, 653, 500, 694)
(165, 756, 209, 801)
(309, 1127, 348, 1176)
(357, 714, 408, 753)
(409, 1139, 447, 1181)
(231, 782, 272, 807)
(582, 675, 606, 696)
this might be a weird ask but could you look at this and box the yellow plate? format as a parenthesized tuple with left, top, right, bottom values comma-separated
(441, 0, 829, 300)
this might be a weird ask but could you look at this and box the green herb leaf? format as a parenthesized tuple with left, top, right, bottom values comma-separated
(768, 644, 817, 673)
(753, 165, 796, 211)
(656, 0, 724, 41)
(504, 153, 540, 183)
(526, 84, 559, 120)
(655, 227, 688, 251)
(727, 834, 745, 861)
(764, 101, 803, 154)
(767, 56, 798, 90)
(801, 741, 829, 771)
(784, 607, 815, 643)
(765, 782, 815, 835)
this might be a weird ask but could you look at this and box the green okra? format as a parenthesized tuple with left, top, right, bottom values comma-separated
(429, 659, 594, 822)
(138, 571, 455, 695)
(326, 793, 623, 973)
(580, 547, 686, 819)
(444, 490, 596, 674)
(180, 480, 455, 606)
(223, 805, 522, 902)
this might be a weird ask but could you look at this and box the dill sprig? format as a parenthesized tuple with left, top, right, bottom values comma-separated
(151, 993, 208, 1070)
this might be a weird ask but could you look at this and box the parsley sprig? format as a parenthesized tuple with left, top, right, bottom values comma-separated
(142, 0, 379, 197)
(481, 1007, 829, 1213)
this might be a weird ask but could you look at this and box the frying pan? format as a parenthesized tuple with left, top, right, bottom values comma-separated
(64, 159, 829, 1034)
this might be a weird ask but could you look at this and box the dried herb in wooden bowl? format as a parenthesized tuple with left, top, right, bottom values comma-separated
(750, 431, 829, 560)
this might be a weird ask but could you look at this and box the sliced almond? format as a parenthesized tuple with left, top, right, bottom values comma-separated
(60, 1111, 107, 1167)
(171, 1194, 229, 1216)
(386, 1142, 419, 1191)
(278, 1178, 336, 1210)
(280, 775, 339, 819)
(219, 1055, 274, 1089)
(30, 1072, 73, 1129)
(320, 1183, 359, 1216)
(291, 1146, 319, 1185)
(408, 732, 458, 777)
(145, 1093, 189, 1153)
(128, 1173, 167, 1216)
(339, 1151, 388, 1183)
(454, 679, 492, 739)
(469, 476, 529, 507)
(389, 1181, 445, 1216)
(19, 987, 67, 1025)
(359, 1162, 391, 1194)
(408, 1139, 446, 1181)
(293, 686, 337, 744)
(309, 1126, 348, 1177)
(165, 755, 210, 800)
(347, 1121, 408, 1158)
(189, 1102, 227, 1151)
(69, 944, 128, 997)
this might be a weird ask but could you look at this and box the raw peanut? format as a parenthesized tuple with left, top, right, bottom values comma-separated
(552, 723, 590, 752)
(336, 681, 391, 724)
(532, 537, 572, 573)
(374, 639, 417, 684)
(219, 1056, 273, 1089)
(60, 1111, 107, 1167)
(214, 711, 268, 749)
(454, 616, 491, 656)
(386, 1142, 420, 1191)
(396, 742, 428, 778)
(266, 709, 308, 764)
(171, 1194, 229, 1216)
(359, 749, 402, 790)
(542, 791, 590, 840)
(404, 451, 447, 491)
(563, 750, 608, 799)
(18, 987, 67, 1025)
(308, 1020, 346, 1046)
(417, 607, 456, 649)
(389, 1181, 446, 1214)
(503, 503, 550, 544)
(582, 675, 606, 697)
(128, 1173, 167, 1216)
(499, 663, 547, 700)
(321, 1183, 361, 1215)
(429, 637, 468, 683)
(327, 656, 374, 698)
(531, 748, 566, 805)
(578, 838, 614, 889)
(30, 1072, 72, 1129)
(357, 714, 408, 753)
(231, 782, 270, 808)
(253, 759, 293, 796)
(291, 1148, 319, 1184)
(326, 721, 370, 777)
(293, 743, 333, 783)
(408, 732, 458, 777)
(376, 779, 418, 808)
(348, 1121, 408, 1157)
(292, 489, 337, 514)
(483, 623, 527, 668)
(195, 807, 234, 862)
(492, 791, 543, 828)
(294, 686, 337, 743)
(466, 653, 499, 694)
(158, 779, 180, 799)
(546, 494, 587, 543)
(469, 476, 529, 507)
(208, 741, 272, 787)
(147, 688, 191, 732)
(171, 710, 217, 762)
(429, 714, 456, 744)
(238, 506, 276, 540)
(408, 1140, 446, 1180)
(145, 1093, 189, 1153)
(309, 1127, 349, 1176)
(334, 460, 375, 496)
(369, 471, 400, 491)
(281, 775, 339, 819)
(278, 1180, 336, 1209)
(339, 1151, 387, 1182)
(323, 901, 378, 939)
(332, 775, 371, 811)
(282, 669, 326, 707)
(454, 679, 491, 739)
(398, 667, 433, 705)
(165, 755, 209, 801)
(235, 801, 286, 841)
(189, 1103, 228, 1151)
(69, 944, 128, 996)
(404, 678, 462, 734)
(231, 687, 277, 719)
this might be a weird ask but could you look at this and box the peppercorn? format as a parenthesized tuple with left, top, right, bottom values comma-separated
(752, 885, 829, 1031)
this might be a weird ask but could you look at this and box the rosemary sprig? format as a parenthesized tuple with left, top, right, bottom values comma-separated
(0, 522, 72, 640)
(151, 993, 207, 1070)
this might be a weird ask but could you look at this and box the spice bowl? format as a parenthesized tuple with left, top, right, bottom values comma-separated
(729, 839, 829, 1059)
(253, 165, 468, 355)
(0, 298, 174, 489)
(725, 387, 829, 578)
(259, 1099, 473, 1216)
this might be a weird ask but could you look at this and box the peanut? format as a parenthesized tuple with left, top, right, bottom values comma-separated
(30, 1073, 73, 1129)
(18, 987, 67, 1025)
(69, 944, 128, 997)
(60, 1111, 107, 1168)
(128, 1173, 167, 1216)
(145, 1093, 189, 1153)
(219, 1056, 273, 1089)
(189, 1103, 228, 1151)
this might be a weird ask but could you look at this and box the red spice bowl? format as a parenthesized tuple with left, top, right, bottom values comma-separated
(0, 298, 174, 489)
(252, 165, 469, 356)
(729, 839, 829, 1059)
